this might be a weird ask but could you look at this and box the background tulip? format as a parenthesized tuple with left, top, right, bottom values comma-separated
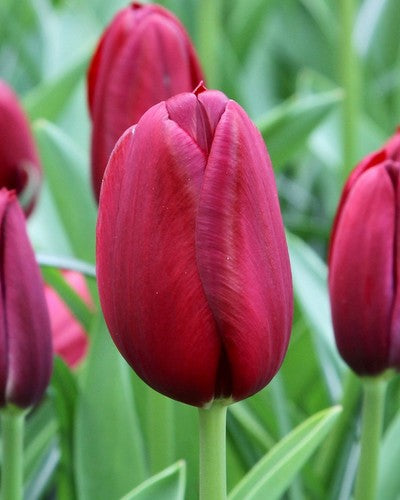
(328, 130, 400, 375)
(0, 80, 41, 216)
(0, 189, 52, 409)
(45, 271, 91, 368)
(97, 87, 293, 407)
(88, 2, 205, 201)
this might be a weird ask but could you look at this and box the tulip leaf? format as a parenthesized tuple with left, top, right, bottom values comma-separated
(377, 409, 400, 499)
(75, 314, 147, 500)
(228, 406, 342, 500)
(41, 267, 94, 332)
(33, 120, 97, 263)
(286, 232, 345, 401)
(256, 90, 342, 168)
(120, 461, 186, 500)
(23, 42, 92, 122)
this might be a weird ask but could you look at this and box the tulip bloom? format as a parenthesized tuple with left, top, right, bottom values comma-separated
(46, 271, 91, 368)
(88, 2, 204, 201)
(329, 130, 400, 375)
(97, 87, 293, 407)
(0, 80, 41, 216)
(0, 189, 52, 409)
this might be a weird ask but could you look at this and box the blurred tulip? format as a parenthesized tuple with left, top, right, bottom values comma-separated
(45, 271, 91, 369)
(329, 129, 400, 375)
(97, 86, 293, 407)
(0, 189, 52, 409)
(88, 1, 204, 201)
(0, 80, 41, 216)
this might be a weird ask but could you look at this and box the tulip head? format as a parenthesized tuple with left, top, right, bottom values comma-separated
(0, 189, 52, 409)
(88, 1, 204, 201)
(45, 271, 91, 369)
(0, 80, 41, 216)
(97, 87, 293, 407)
(329, 129, 400, 375)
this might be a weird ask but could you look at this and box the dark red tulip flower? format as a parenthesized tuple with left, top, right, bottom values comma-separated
(97, 86, 293, 407)
(329, 129, 400, 375)
(0, 80, 41, 216)
(0, 189, 52, 409)
(88, 2, 205, 201)
(45, 271, 92, 369)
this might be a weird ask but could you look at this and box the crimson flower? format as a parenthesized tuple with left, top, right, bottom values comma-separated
(96, 86, 293, 407)
(329, 129, 400, 375)
(88, 1, 204, 201)
(0, 189, 52, 409)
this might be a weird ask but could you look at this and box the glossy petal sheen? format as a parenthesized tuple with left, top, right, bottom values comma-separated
(88, 2, 204, 201)
(329, 128, 400, 375)
(97, 90, 293, 407)
(0, 190, 52, 408)
(0, 81, 41, 216)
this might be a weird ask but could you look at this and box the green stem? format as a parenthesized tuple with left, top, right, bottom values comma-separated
(340, 0, 360, 179)
(198, 401, 228, 500)
(197, 0, 221, 87)
(1, 409, 25, 500)
(354, 377, 387, 500)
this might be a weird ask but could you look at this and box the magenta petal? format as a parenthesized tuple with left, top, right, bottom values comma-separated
(0, 190, 52, 408)
(196, 100, 293, 401)
(97, 103, 219, 407)
(329, 165, 395, 374)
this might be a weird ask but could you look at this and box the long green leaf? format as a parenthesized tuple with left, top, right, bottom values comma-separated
(75, 314, 147, 500)
(228, 406, 342, 500)
(121, 461, 186, 500)
(256, 90, 342, 168)
(377, 409, 400, 499)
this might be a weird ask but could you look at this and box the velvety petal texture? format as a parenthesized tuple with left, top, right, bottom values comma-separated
(0, 80, 42, 216)
(0, 189, 52, 408)
(88, 1, 204, 201)
(329, 129, 400, 375)
(97, 88, 293, 407)
(45, 271, 91, 368)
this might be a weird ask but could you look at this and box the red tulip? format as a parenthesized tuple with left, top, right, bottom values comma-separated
(97, 86, 293, 407)
(45, 271, 91, 369)
(0, 80, 41, 216)
(329, 129, 400, 375)
(0, 189, 52, 409)
(88, 1, 204, 201)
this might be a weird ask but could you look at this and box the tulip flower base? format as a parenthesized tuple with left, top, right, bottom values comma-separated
(199, 402, 228, 500)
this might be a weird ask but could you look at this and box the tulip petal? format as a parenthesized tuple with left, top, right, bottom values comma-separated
(97, 103, 220, 407)
(329, 165, 395, 374)
(195, 99, 293, 401)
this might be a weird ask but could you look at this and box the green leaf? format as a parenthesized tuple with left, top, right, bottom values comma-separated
(33, 120, 97, 263)
(75, 314, 147, 500)
(121, 461, 186, 500)
(23, 43, 92, 122)
(228, 406, 342, 500)
(287, 232, 345, 401)
(377, 409, 400, 499)
(41, 267, 94, 332)
(256, 90, 342, 168)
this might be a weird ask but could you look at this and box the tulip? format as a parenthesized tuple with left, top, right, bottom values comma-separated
(0, 80, 41, 216)
(45, 271, 91, 368)
(88, 2, 205, 201)
(0, 189, 52, 409)
(328, 129, 400, 375)
(96, 85, 293, 407)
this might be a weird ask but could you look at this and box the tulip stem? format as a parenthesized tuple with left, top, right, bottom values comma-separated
(354, 377, 387, 500)
(1, 408, 26, 500)
(198, 401, 227, 500)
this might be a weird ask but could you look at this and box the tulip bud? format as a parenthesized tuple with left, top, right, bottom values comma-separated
(329, 129, 400, 375)
(45, 271, 91, 368)
(0, 189, 52, 409)
(0, 80, 41, 216)
(88, 2, 205, 202)
(96, 87, 293, 407)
